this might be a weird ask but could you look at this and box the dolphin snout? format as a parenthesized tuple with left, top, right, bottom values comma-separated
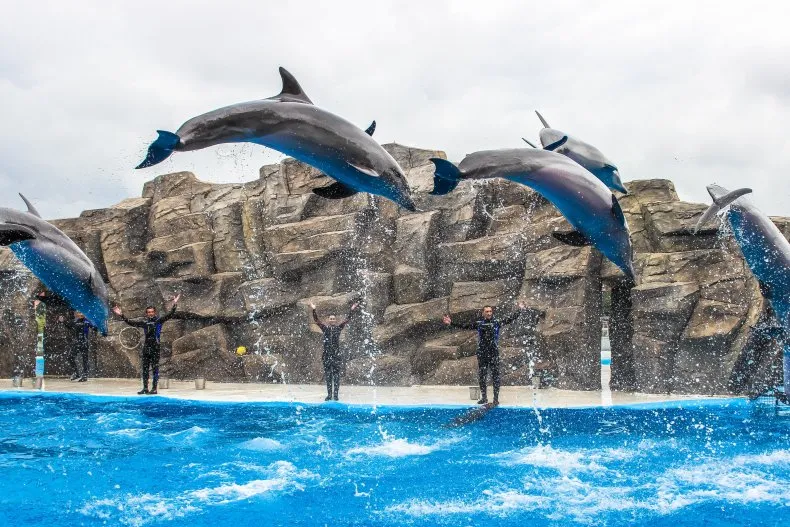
(611, 169, 628, 195)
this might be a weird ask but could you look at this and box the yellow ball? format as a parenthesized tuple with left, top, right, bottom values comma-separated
(235, 346, 247, 356)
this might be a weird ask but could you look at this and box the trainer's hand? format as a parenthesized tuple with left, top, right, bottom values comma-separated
(309, 303, 316, 310)
(112, 306, 122, 316)
(351, 303, 359, 311)
(442, 314, 451, 325)
(172, 294, 181, 304)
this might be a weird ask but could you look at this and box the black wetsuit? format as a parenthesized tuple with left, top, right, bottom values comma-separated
(120, 305, 176, 392)
(451, 310, 523, 403)
(65, 317, 94, 380)
(313, 309, 352, 400)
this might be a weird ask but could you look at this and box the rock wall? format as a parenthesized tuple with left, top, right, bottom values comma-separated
(1, 143, 787, 394)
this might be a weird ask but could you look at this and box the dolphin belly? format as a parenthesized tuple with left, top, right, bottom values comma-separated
(257, 133, 390, 197)
(11, 241, 108, 332)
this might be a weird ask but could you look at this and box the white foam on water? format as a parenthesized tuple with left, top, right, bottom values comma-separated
(493, 444, 634, 474)
(346, 437, 454, 459)
(386, 447, 790, 523)
(386, 478, 648, 523)
(240, 437, 285, 452)
(106, 428, 149, 438)
(78, 494, 197, 527)
(163, 426, 209, 444)
(79, 461, 316, 526)
(655, 449, 790, 509)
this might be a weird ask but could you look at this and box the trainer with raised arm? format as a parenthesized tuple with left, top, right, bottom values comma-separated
(310, 301, 359, 401)
(113, 295, 180, 395)
(443, 303, 526, 406)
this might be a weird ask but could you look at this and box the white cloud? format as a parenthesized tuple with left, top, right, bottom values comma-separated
(1, 0, 789, 218)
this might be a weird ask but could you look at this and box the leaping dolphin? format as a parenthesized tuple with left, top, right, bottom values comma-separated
(694, 185, 790, 397)
(0, 195, 110, 334)
(524, 111, 628, 194)
(429, 146, 635, 280)
(136, 68, 416, 211)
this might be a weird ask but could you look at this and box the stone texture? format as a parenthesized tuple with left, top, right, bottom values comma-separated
(169, 324, 244, 381)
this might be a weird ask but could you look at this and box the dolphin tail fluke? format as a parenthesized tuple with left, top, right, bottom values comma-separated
(693, 185, 752, 234)
(709, 186, 752, 207)
(429, 158, 463, 195)
(136, 131, 180, 169)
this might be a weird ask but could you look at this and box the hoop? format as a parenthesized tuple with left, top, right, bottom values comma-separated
(118, 326, 143, 350)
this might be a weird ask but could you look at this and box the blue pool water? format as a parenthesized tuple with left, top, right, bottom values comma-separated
(0, 393, 788, 526)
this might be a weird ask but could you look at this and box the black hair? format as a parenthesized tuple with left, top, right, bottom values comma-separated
(146, 306, 156, 311)
(482, 305, 494, 310)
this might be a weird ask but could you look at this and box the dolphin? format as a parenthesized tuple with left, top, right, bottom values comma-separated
(694, 185, 790, 397)
(0, 194, 110, 334)
(429, 146, 635, 280)
(524, 111, 628, 194)
(136, 68, 416, 211)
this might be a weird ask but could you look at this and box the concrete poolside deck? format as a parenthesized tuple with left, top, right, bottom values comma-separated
(0, 366, 730, 407)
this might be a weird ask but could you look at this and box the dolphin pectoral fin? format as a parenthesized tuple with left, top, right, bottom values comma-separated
(553, 231, 591, 247)
(364, 120, 376, 136)
(758, 280, 773, 300)
(273, 67, 313, 104)
(0, 223, 37, 246)
(18, 193, 42, 218)
(536, 110, 551, 128)
(312, 182, 359, 200)
(611, 195, 627, 227)
(522, 138, 538, 148)
(136, 130, 180, 169)
(429, 158, 463, 196)
(543, 135, 568, 152)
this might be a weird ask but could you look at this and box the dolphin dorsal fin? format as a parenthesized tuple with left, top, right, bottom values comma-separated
(275, 67, 313, 104)
(19, 193, 42, 218)
(535, 110, 550, 128)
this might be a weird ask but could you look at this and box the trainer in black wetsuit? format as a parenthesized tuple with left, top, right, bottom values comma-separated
(443, 304, 525, 405)
(311, 302, 358, 401)
(114, 295, 180, 395)
(62, 312, 95, 382)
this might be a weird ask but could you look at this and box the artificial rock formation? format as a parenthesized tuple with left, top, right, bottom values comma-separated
(1, 144, 788, 395)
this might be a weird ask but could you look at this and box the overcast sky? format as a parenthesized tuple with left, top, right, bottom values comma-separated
(1, 1, 789, 220)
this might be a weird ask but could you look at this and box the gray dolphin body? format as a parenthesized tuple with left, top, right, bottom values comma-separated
(0, 195, 109, 334)
(695, 185, 790, 396)
(527, 111, 627, 194)
(137, 68, 415, 211)
(429, 148, 635, 279)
